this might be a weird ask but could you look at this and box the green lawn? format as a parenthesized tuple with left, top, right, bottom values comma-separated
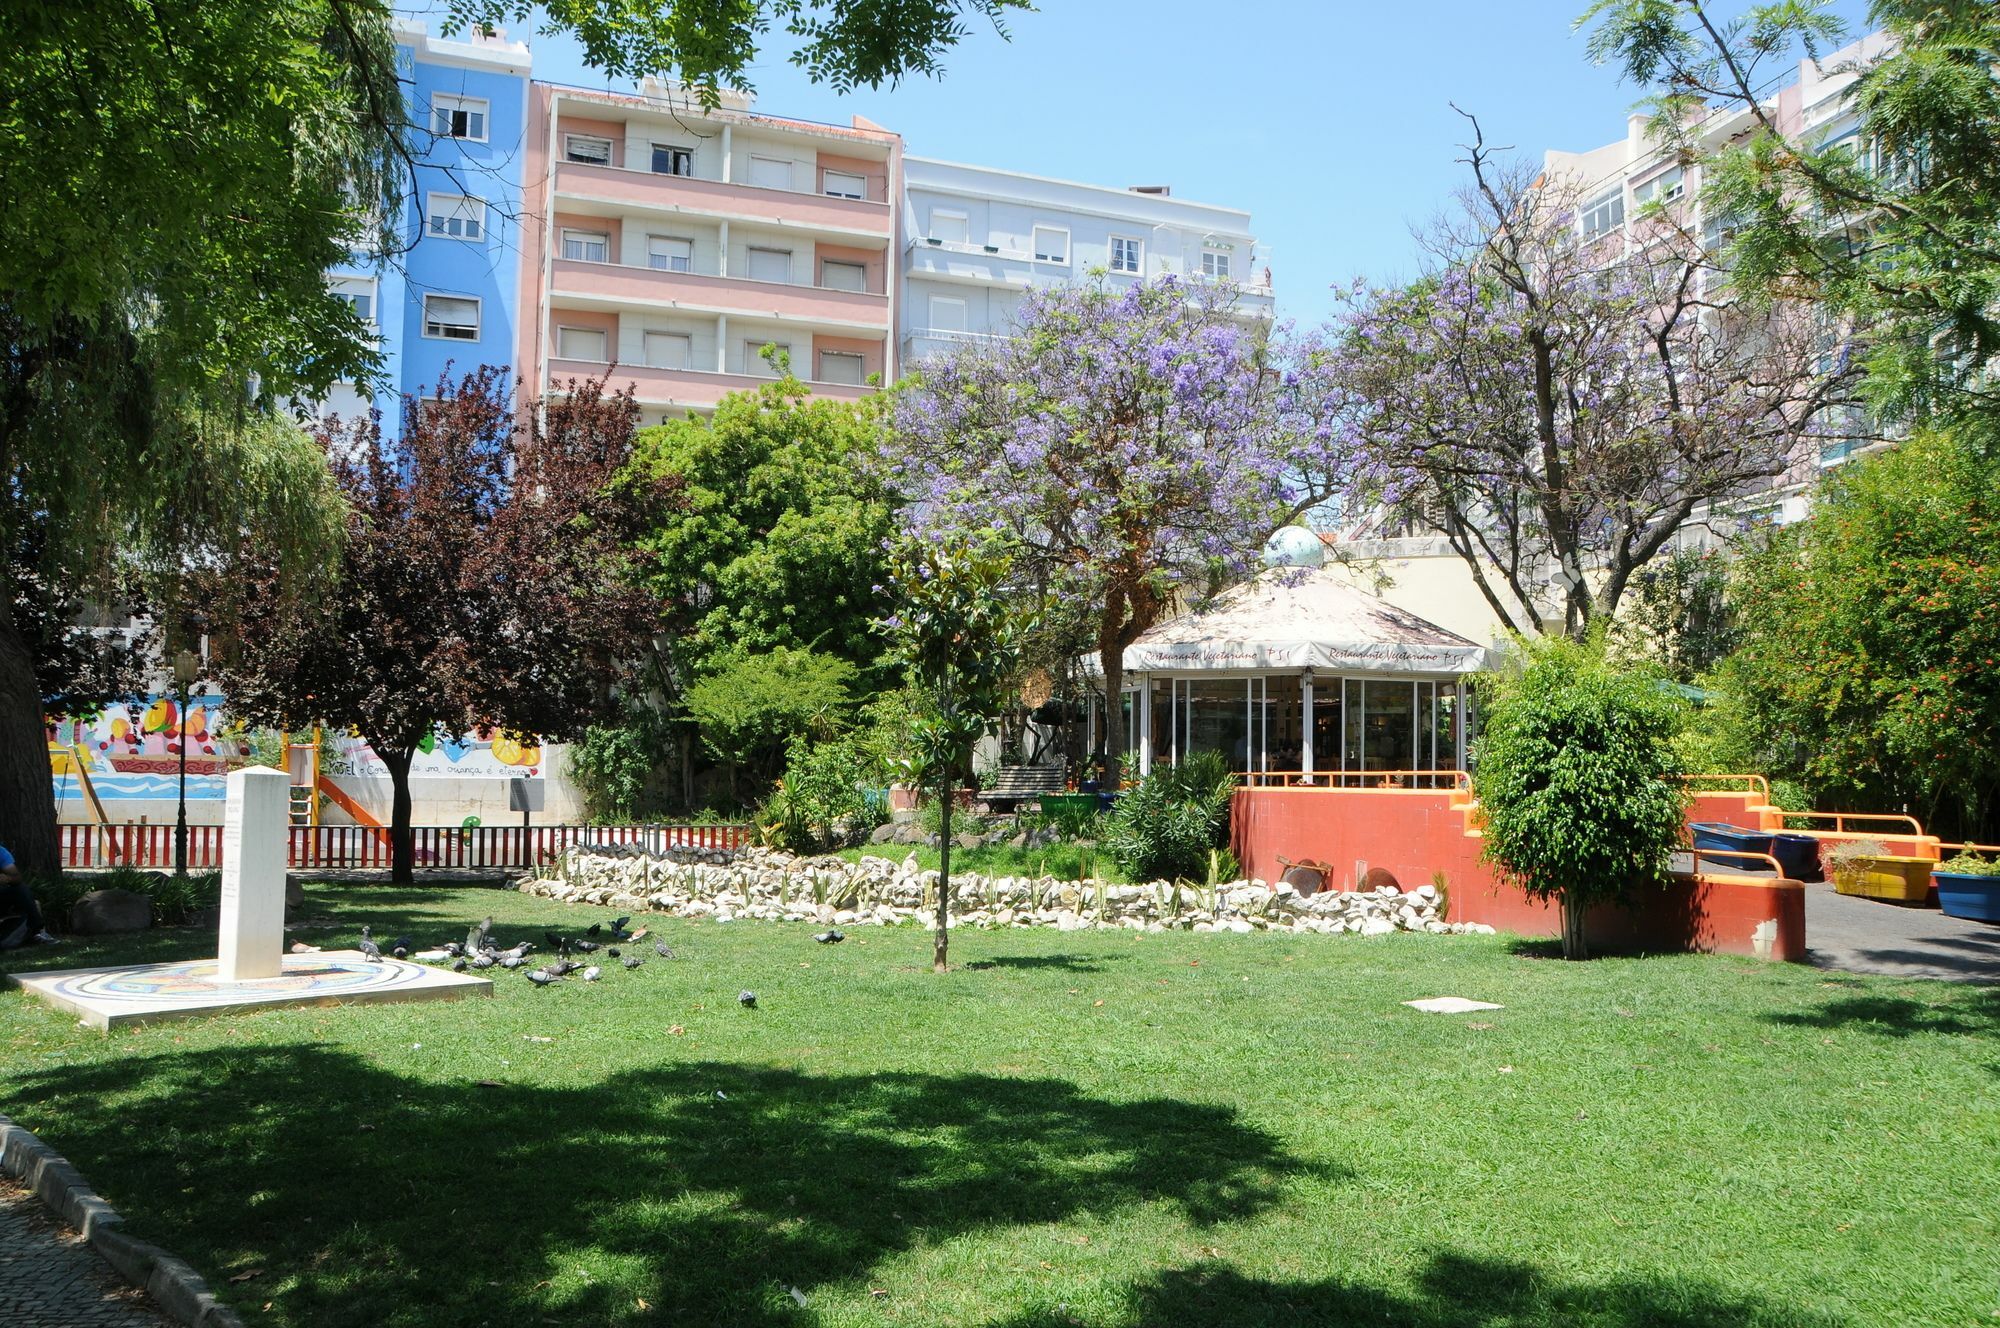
(2, 883, 1995, 1327)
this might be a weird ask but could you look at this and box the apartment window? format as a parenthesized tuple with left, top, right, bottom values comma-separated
(746, 247, 792, 283)
(745, 340, 791, 375)
(330, 275, 376, 325)
(652, 144, 694, 177)
(421, 294, 480, 341)
(818, 350, 866, 385)
(561, 229, 609, 263)
(1109, 236, 1143, 274)
(648, 235, 694, 272)
(822, 169, 866, 201)
(748, 155, 792, 190)
(1632, 166, 1685, 206)
(1581, 192, 1625, 238)
(431, 94, 487, 142)
(564, 134, 612, 166)
(555, 326, 608, 362)
(928, 209, 969, 245)
(820, 259, 867, 292)
(1032, 225, 1069, 264)
(1201, 247, 1231, 279)
(644, 331, 692, 370)
(426, 193, 485, 242)
(929, 295, 968, 333)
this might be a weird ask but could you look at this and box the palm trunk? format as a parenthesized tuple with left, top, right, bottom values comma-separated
(379, 745, 414, 884)
(0, 591, 60, 878)
(1559, 892, 1588, 960)
(934, 767, 952, 972)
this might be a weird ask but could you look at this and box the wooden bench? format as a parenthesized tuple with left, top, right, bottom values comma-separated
(978, 764, 1069, 814)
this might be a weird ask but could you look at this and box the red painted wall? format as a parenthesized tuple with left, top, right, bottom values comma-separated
(1232, 787, 1806, 961)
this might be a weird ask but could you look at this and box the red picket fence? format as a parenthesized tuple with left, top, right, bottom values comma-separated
(57, 822, 750, 872)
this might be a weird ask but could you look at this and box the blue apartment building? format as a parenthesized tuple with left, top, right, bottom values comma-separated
(323, 23, 531, 428)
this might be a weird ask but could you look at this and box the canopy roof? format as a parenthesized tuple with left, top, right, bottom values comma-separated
(1093, 568, 1488, 677)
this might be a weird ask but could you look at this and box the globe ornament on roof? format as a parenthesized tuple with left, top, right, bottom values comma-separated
(1261, 525, 1326, 569)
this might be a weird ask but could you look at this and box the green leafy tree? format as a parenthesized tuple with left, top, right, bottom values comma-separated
(567, 723, 656, 823)
(0, 0, 1021, 874)
(1608, 548, 1738, 683)
(1715, 430, 2000, 840)
(628, 377, 898, 682)
(682, 646, 858, 796)
(1583, 0, 2000, 433)
(878, 535, 1030, 972)
(1474, 636, 1689, 960)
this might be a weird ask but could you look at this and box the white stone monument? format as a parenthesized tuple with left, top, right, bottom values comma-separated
(217, 766, 289, 981)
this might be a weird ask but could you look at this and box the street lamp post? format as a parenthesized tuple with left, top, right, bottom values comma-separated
(173, 648, 198, 876)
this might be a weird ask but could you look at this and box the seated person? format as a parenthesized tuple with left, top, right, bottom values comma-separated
(0, 842, 59, 948)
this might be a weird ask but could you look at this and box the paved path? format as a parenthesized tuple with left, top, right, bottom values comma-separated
(0, 1179, 170, 1327)
(1805, 883, 2000, 982)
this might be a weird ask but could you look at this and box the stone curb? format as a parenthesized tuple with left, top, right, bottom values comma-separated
(0, 1113, 244, 1328)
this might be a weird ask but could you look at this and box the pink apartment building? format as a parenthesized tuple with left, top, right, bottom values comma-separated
(518, 80, 901, 422)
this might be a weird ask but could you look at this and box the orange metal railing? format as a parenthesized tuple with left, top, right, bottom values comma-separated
(1762, 809, 1927, 837)
(1235, 769, 1472, 792)
(1681, 845, 1786, 877)
(1677, 773, 1773, 804)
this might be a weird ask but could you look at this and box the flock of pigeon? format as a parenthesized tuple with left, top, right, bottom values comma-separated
(353, 916, 847, 1006)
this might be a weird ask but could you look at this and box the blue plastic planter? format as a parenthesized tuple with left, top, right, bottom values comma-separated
(1690, 821, 1776, 872)
(1770, 832, 1823, 882)
(1934, 872, 2000, 923)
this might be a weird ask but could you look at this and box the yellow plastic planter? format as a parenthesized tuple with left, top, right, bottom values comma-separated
(1832, 855, 1935, 904)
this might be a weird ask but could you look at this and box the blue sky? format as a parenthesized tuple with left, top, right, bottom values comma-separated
(406, 0, 1874, 325)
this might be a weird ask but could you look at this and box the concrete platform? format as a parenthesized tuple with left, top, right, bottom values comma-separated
(6, 952, 492, 1030)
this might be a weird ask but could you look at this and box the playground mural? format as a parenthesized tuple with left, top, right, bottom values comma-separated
(48, 693, 543, 803)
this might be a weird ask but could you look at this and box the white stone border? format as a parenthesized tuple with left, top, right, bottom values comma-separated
(0, 1112, 243, 1327)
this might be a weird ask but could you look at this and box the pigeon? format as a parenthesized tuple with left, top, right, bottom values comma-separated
(499, 955, 526, 970)
(526, 969, 560, 986)
(497, 942, 531, 961)
(608, 916, 633, 941)
(607, 948, 621, 959)
(451, 958, 469, 973)
(547, 959, 582, 978)
(581, 965, 602, 982)
(388, 935, 414, 960)
(585, 923, 603, 938)
(622, 956, 644, 970)
(653, 941, 676, 960)
(738, 990, 758, 1008)
(813, 929, 845, 945)
(573, 939, 601, 954)
(545, 932, 569, 956)
(470, 954, 496, 971)
(358, 926, 382, 962)
(441, 940, 466, 959)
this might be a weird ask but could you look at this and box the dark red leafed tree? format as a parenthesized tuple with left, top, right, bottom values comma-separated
(216, 369, 675, 882)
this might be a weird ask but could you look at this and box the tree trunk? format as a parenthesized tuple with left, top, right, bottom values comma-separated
(0, 590, 60, 878)
(1099, 642, 1124, 788)
(379, 745, 415, 884)
(933, 767, 952, 973)
(1559, 892, 1589, 960)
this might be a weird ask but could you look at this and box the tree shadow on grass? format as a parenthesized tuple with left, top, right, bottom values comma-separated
(986, 1250, 1847, 1327)
(964, 953, 1120, 972)
(7, 1046, 1313, 1327)
(1765, 988, 2000, 1038)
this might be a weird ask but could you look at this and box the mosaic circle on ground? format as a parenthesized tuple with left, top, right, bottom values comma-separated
(44, 956, 434, 1006)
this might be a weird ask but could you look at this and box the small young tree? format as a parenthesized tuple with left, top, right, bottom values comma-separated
(877, 535, 1029, 972)
(217, 369, 675, 881)
(1474, 636, 1689, 959)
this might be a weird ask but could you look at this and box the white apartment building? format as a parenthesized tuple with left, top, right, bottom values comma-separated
(900, 157, 1273, 362)
(519, 80, 902, 423)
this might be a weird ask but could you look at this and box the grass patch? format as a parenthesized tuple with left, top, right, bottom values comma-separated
(833, 842, 1130, 882)
(2, 883, 1996, 1327)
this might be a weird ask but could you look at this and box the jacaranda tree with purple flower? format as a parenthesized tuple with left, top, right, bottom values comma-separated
(1312, 122, 1850, 639)
(888, 276, 1312, 783)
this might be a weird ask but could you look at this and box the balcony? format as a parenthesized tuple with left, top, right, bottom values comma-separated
(904, 238, 1038, 288)
(555, 160, 893, 240)
(551, 258, 889, 331)
(548, 357, 874, 410)
(902, 327, 1012, 362)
